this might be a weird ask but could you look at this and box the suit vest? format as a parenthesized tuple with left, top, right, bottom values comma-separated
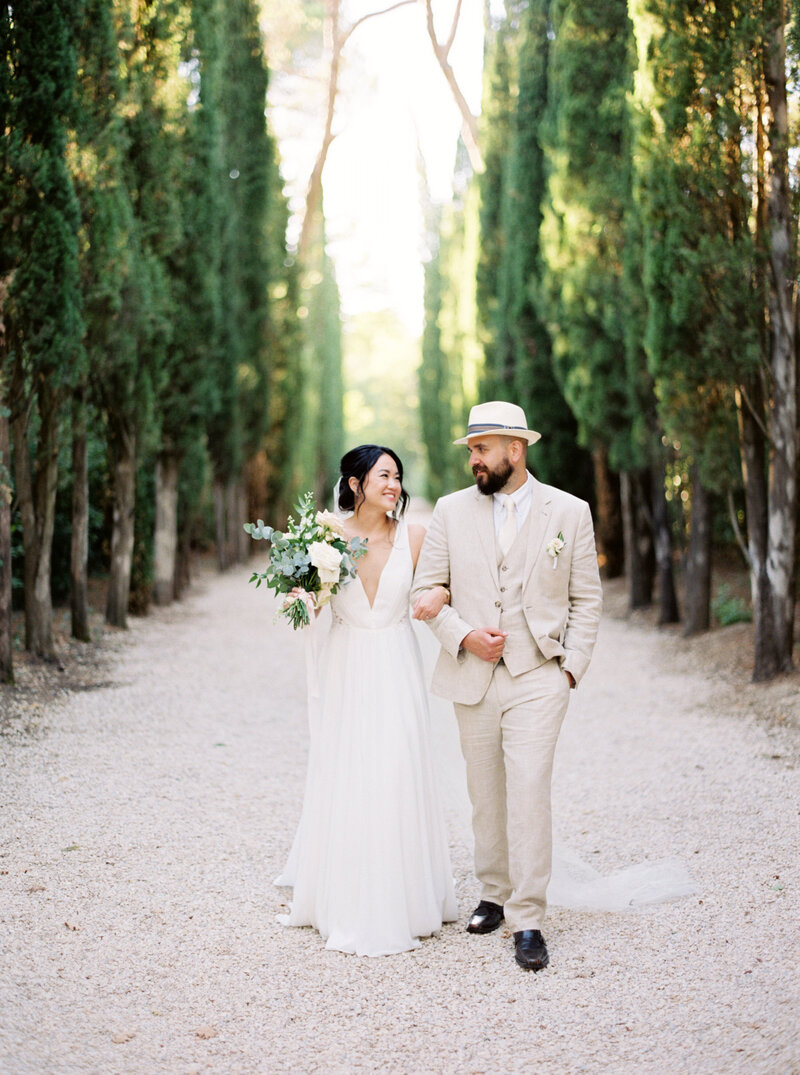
(495, 509, 542, 676)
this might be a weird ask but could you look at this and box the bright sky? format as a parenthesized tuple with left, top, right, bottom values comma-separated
(267, 1, 485, 334)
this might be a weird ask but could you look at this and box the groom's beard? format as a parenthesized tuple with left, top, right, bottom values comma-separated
(473, 457, 514, 495)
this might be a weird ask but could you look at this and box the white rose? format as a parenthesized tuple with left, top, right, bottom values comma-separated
(308, 541, 343, 584)
(316, 509, 347, 538)
(546, 537, 565, 558)
(315, 584, 334, 608)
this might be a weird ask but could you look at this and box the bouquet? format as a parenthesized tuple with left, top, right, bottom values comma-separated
(244, 492, 367, 629)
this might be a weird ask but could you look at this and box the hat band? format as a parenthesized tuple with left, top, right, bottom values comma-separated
(467, 423, 528, 435)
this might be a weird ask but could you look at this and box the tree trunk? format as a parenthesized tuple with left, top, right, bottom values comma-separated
(652, 465, 680, 625)
(592, 445, 624, 578)
(682, 464, 712, 636)
(11, 379, 59, 658)
(0, 282, 13, 682)
(236, 477, 250, 563)
(223, 478, 244, 565)
(214, 477, 228, 571)
(737, 378, 778, 678)
(299, 0, 350, 261)
(761, 8, 797, 676)
(620, 468, 654, 610)
(70, 389, 91, 642)
(0, 406, 13, 683)
(175, 529, 192, 598)
(106, 427, 137, 628)
(246, 450, 269, 534)
(153, 453, 179, 605)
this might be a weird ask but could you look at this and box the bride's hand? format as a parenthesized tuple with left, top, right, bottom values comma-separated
(412, 585, 450, 621)
(289, 586, 321, 617)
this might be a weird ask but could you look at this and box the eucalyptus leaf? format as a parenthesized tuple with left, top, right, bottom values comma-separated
(244, 520, 274, 541)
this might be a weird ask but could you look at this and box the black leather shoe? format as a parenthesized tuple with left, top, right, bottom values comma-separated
(514, 929, 549, 971)
(466, 900, 504, 934)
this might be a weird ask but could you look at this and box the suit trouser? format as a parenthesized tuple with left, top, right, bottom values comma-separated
(453, 658, 571, 932)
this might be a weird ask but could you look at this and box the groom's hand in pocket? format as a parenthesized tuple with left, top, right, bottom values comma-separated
(461, 628, 507, 663)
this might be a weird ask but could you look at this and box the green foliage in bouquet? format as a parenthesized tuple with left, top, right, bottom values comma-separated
(244, 492, 367, 629)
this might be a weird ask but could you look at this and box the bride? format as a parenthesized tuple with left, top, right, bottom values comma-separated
(275, 444, 457, 956)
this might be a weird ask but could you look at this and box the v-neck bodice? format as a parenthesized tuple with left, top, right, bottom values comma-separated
(331, 518, 412, 629)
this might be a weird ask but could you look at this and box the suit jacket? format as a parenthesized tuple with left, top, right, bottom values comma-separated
(411, 476, 603, 705)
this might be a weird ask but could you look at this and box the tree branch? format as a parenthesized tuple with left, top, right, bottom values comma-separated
(340, 0, 417, 50)
(298, 0, 343, 262)
(299, 0, 418, 262)
(444, 0, 463, 57)
(737, 381, 770, 441)
(298, 0, 484, 260)
(727, 488, 753, 570)
(423, 0, 483, 173)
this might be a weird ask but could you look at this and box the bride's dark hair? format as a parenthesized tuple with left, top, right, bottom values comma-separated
(337, 444, 410, 516)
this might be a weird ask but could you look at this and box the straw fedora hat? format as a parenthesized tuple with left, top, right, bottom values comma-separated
(453, 401, 541, 446)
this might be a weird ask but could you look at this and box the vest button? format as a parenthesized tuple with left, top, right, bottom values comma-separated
(500, 586, 506, 592)
(502, 565, 509, 572)
(495, 600, 502, 608)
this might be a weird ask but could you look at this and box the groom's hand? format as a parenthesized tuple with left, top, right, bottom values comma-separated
(461, 628, 507, 663)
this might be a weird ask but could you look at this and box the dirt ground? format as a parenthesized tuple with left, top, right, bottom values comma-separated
(1, 562, 798, 1074)
(4, 568, 798, 752)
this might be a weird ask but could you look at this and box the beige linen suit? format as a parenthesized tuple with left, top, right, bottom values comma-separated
(411, 474, 602, 930)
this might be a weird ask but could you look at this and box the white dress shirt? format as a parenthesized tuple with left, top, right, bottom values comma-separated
(492, 471, 534, 535)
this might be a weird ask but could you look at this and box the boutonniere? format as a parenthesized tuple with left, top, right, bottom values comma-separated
(546, 531, 566, 569)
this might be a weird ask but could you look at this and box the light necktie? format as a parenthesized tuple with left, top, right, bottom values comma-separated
(497, 494, 517, 558)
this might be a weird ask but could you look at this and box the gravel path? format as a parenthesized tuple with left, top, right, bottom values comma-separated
(1, 562, 798, 1074)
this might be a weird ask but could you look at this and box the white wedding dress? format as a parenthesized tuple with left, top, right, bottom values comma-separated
(276, 517, 457, 956)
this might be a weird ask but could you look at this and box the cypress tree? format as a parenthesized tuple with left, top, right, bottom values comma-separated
(476, 14, 514, 390)
(618, 204, 657, 611)
(313, 257, 345, 502)
(419, 220, 452, 502)
(0, 23, 12, 680)
(630, 0, 764, 632)
(419, 142, 480, 500)
(154, 0, 224, 602)
(97, 0, 182, 627)
(0, 361, 11, 681)
(492, 0, 591, 496)
(70, 0, 136, 637)
(293, 245, 344, 504)
(262, 231, 304, 525)
(440, 166, 482, 473)
(208, 0, 277, 566)
(540, 0, 633, 553)
(757, 0, 797, 677)
(1, 0, 84, 658)
(258, 104, 302, 525)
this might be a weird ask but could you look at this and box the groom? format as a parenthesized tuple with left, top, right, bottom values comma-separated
(412, 400, 602, 971)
